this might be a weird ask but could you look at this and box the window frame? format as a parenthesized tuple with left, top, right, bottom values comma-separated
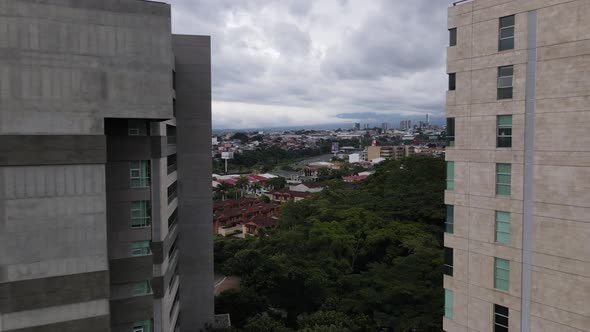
(445, 205, 454, 234)
(495, 211, 511, 244)
(446, 161, 455, 190)
(449, 28, 457, 47)
(446, 117, 455, 147)
(444, 289, 453, 319)
(494, 258, 510, 291)
(130, 160, 150, 188)
(130, 240, 151, 256)
(130, 201, 151, 228)
(496, 163, 512, 196)
(497, 115, 513, 148)
(444, 247, 453, 276)
(132, 280, 153, 296)
(448, 73, 456, 91)
(494, 304, 509, 332)
(497, 65, 514, 100)
(499, 15, 515, 51)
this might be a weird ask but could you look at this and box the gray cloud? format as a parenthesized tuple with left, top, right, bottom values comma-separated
(167, 0, 455, 129)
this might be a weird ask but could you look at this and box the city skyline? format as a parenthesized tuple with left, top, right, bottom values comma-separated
(167, 0, 455, 129)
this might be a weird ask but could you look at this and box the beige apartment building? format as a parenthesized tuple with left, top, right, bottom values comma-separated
(444, 1, 589, 332)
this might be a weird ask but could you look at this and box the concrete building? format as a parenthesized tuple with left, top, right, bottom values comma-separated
(0, 1, 213, 331)
(445, 1, 590, 332)
(367, 146, 416, 161)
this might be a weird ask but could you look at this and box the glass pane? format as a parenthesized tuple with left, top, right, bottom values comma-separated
(496, 211, 511, 222)
(498, 115, 512, 126)
(497, 174, 511, 184)
(498, 128, 512, 136)
(500, 27, 514, 39)
(497, 232, 510, 244)
(500, 15, 515, 27)
(497, 164, 512, 174)
(495, 279, 509, 291)
(446, 223, 454, 234)
(496, 268, 510, 280)
(495, 304, 509, 316)
(130, 161, 139, 169)
(449, 73, 456, 90)
(498, 87, 513, 99)
(496, 221, 510, 233)
(499, 38, 514, 51)
(447, 180, 455, 191)
(499, 66, 514, 77)
(447, 205, 454, 223)
(495, 315, 509, 326)
(496, 258, 510, 270)
(497, 184, 511, 196)
(449, 28, 457, 46)
(495, 325, 509, 332)
(497, 137, 512, 148)
(498, 76, 513, 88)
(447, 162, 454, 179)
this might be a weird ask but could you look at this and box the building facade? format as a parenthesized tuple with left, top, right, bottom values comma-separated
(445, 1, 589, 332)
(0, 1, 213, 331)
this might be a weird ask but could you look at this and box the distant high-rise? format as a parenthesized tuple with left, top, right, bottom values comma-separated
(426, 113, 430, 126)
(0, 0, 213, 331)
(382, 122, 389, 131)
(445, 1, 590, 332)
(354, 122, 361, 130)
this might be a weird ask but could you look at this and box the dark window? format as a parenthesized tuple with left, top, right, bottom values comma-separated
(494, 304, 509, 332)
(172, 98, 176, 118)
(448, 73, 456, 91)
(499, 15, 515, 51)
(449, 28, 457, 47)
(167, 154, 177, 174)
(497, 66, 513, 100)
(168, 207, 178, 229)
(446, 118, 455, 147)
(444, 247, 453, 276)
(167, 125, 177, 144)
(445, 205, 454, 234)
(170, 288, 180, 319)
(167, 181, 178, 204)
(128, 120, 149, 136)
(168, 237, 178, 259)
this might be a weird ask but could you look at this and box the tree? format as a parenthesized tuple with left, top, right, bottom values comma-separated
(265, 177, 287, 190)
(243, 313, 291, 332)
(248, 182, 262, 195)
(215, 288, 268, 328)
(214, 182, 234, 201)
(231, 132, 249, 143)
(236, 176, 249, 197)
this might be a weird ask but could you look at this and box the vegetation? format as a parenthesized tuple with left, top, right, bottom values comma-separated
(214, 157, 446, 331)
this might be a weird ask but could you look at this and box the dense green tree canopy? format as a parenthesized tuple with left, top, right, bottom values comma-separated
(214, 157, 445, 331)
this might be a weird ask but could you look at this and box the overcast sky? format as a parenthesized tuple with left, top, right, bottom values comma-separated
(167, 0, 455, 129)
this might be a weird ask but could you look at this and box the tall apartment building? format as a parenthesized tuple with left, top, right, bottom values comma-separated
(366, 146, 416, 161)
(0, 1, 213, 331)
(444, 1, 589, 331)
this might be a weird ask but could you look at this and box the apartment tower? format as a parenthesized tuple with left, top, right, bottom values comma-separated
(0, 1, 213, 331)
(444, 0, 589, 331)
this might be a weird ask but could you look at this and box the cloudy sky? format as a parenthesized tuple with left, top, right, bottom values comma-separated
(167, 0, 455, 129)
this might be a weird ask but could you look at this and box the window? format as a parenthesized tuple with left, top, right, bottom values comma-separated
(448, 73, 456, 91)
(130, 161, 150, 188)
(494, 258, 510, 291)
(494, 304, 509, 332)
(446, 117, 455, 147)
(133, 320, 152, 332)
(172, 70, 176, 90)
(167, 154, 177, 174)
(444, 247, 453, 276)
(132, 280, 152, 296)
(128, 120, 148, 136)
(499, 15, 515, 51)
(446, 161, 455, 190)
(496, 163, 511, 196)
(130, 240, 151, 256)
(170, 290, 180, 319)
(444, 289, 453, 319)
(446, 205, 454, 234)
(497, 65, 513, 100)
(449, 28, 457, 47)
(168, 237, 178, 260)
(172, 98, 177, 118)
(495, 211, 511, 244)
(168, 181, 178, 204)
(130, 201, 151, 228)
(167, 125, 176, 145)
(168, 207, 178, 229)
(497, 115, 512, 147)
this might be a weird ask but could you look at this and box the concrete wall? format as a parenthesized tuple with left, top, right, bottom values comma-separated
(446, 1, 590, 331)
(173, 34, 214, 330)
